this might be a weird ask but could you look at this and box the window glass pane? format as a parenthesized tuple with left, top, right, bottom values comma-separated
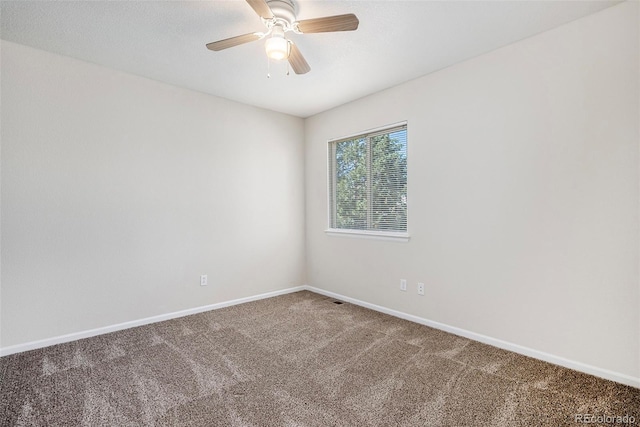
(371, 130, 407, 231)
(335, 138, 367, 229)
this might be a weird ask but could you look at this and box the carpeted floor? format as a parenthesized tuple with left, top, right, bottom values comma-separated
(0, 290, 638, 426)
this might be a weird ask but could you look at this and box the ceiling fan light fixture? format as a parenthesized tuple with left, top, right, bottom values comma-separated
(265, 26, 289, 60)
(265, 37, 289, 60)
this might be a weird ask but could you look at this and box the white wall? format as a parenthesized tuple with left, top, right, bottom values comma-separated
(1, 41, 306, 348)
(305, 2, 639, 381)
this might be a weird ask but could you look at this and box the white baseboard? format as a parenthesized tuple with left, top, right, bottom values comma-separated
(303, 285, 640, 389)
(2, 284, 638, 389)
(0, 286, 306, 357)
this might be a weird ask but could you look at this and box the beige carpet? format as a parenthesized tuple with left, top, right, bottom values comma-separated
(1, 290, 638, 426)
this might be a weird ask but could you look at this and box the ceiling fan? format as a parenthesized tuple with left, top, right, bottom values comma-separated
(206, 0, 359, 75)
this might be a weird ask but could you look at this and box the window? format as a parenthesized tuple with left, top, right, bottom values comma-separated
(328, 123, 408, 239)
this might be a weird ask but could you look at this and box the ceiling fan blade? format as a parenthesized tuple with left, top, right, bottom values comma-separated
(296, 14, 359, 34)
(288, 43, 310, 75)
(206, 33, 261, 51)
(246, 0, 274, 19)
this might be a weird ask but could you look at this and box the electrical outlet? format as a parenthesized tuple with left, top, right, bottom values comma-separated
(200, 275, 208, 286)
(417, 282, 425, 296)
(400, 279, 407, 292)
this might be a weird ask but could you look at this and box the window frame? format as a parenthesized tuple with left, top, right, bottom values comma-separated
(326, 121, 409, 242)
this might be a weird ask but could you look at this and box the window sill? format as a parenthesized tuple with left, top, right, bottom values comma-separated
(325, 229, 410, 242)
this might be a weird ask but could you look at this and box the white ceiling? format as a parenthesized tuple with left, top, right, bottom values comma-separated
(1, 0, 620, 117)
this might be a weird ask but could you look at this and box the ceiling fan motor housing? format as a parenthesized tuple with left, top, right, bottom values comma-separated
(266, 0, 296, 27)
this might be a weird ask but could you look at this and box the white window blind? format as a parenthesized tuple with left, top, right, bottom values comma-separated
(328, 123, 407, 234)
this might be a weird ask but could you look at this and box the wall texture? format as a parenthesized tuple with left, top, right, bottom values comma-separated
(1, 41, 306, 348)
(305, 2, 639, 381)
